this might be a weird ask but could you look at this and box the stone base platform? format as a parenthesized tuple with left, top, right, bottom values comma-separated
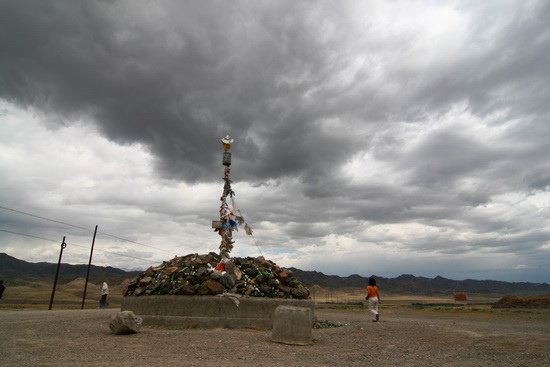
(121, 295, 315, 330)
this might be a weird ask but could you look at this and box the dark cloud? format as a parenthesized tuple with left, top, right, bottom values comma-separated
(0, 0, 363, 185)
(3, 0, 548, 187)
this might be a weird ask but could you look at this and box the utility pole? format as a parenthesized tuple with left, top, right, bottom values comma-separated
(81, 225, 98, 309)
(49, 237, 67, 310)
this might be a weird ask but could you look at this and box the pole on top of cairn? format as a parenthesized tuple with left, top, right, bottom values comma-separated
(213, 135, 236, 262)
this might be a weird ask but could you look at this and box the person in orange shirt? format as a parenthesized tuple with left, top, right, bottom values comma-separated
(365, 276, 382, 322)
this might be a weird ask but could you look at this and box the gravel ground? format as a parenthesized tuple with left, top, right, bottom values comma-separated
(2, 306, 549, 366)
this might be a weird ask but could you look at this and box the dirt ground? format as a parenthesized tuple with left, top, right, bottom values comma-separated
(2, 306, 549, 367)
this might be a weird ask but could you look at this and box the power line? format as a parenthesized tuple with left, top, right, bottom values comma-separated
(63, 240, 164, 264)
(66, 240, 164, 263)
(96, 249, 165, 263)
(0, 205, 91, 232)
(0, 228, 59, 243)
(0, 204, 176, 256)
(97, 231, 175, 256)
(0, 227, 162, 265)
(64, 241, 92, 250)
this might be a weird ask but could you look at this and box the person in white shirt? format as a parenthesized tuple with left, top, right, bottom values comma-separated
(100, 282, 109, 308)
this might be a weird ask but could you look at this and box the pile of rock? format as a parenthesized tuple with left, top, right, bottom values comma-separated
(492, 294, 550, 308)
(124, 253, 310, 299)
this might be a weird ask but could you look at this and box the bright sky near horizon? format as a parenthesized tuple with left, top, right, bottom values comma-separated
(1, 0, 549, 283)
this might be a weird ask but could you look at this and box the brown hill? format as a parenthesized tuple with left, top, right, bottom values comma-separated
(58, 277, 97, 291)
(0, 252, 141, 285)
(492, 294, 550, 308)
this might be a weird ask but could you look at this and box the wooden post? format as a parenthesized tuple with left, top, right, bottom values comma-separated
(81, 225, 98, 309)
(217, 135, 235, 259)
(48, 237, 67, 310)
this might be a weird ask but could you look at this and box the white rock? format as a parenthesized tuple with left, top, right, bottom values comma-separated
(109, 310, 143, 334)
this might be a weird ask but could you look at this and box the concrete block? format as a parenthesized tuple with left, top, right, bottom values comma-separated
(121, 295, 314, 330)
(271, 305, 313, 345)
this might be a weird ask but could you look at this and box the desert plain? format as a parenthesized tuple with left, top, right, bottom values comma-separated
(1, 280, 549, 366)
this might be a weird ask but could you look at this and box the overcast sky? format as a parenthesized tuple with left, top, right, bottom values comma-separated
(1, 0, 549, 283)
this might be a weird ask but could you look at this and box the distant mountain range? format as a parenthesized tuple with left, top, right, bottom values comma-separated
(1, 252, 549, 294)
(0, 252, 140, 286)
(290, 268, 550, 295)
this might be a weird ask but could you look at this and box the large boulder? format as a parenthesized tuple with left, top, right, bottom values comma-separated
(109, 311, 143, 334)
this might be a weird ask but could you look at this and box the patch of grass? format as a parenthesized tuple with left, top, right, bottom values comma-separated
(314, 319, 346, 328)
(315, 302, 365, 310)
(409, 303, 502, 318)
(411, 303, 463, 310)
(0, 278, 127, 309)
(411, 302, 494, 310)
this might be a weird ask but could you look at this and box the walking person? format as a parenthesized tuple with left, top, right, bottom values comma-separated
(366, 276, 382, 322)
(99, 282, 109, 308)
(0, 280, 5, 300)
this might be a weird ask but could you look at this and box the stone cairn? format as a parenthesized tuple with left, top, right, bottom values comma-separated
(124, 252, 309, 299)
(125, 136, 310, 300)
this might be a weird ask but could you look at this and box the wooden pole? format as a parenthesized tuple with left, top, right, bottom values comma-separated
(48, 236, 67, 310)
(81, 225, 98, 309)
